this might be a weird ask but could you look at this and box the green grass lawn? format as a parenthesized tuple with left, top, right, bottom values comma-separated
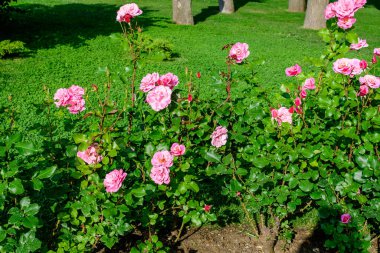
(1, 0, 380, 141)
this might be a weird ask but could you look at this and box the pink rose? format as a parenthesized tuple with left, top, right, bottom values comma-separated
(146, 86, 172, 111)
(157, 72, 179, 89)
(333, 58, 362, 76)
(337, 16, 356, 30)
(300, 89, 307, 99)
(140, 72, 159, 92)
(54, 88, 71, 107)
(54, 85, 86, 114)
(285, 64, 302, 76)
(335, 0, 355, 18)
(151, 150, 173, 168)
(303, 77, 316, 90)
(350, 58, 363, 76)
(211, 126, 228, 148)
(373, 55, 378, 64)
(67, 98, 85, 114)
(272, 107, 293, 126)
(203, 205, 212, 212)
(294, 97, 302, 107)
(187, 94, 193, 102)
(229, 42, 250, 63)
(357, 85, 369, 96)
(359, 75, 380, 88)
(116, 3, 142, 23)
(340, 213, 351, 224)
(150, 165, 170, 185)
(77, 144, 103, 165)
(170, 143, 186, 156)
(350, 39, 368, 50)
(325, 2, 336, 19)
(374, 48, 380, 56)
(271, 108, 278, 118)
(353, 0, 366, 11)
(359, 60, 368, 70)
(103, 169, 127, 193)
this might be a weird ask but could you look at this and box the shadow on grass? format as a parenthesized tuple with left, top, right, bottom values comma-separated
(367, 0, 380, 9)
(1, 3, 170, 51)
(194, 0, 265, 24)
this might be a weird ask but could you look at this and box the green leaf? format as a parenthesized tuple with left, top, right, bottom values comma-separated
(191, 216, 202, 227)
(289, 177, 299, 189)
(37, 166, 56, 179)
(23, 216, 39, 229)
(73, 133, 87, 144)
(188, 181, 199, 193)
(32, 178, 43, 191)
(20, 197, 31, 210)
(132, 188, 146, 198)
(299, 180, 313, 192)
(355, 155, 370, 169)
(18, 231, 41, 252)
(252, 157, 269, 168)
(15, 142, 39, 156)
(346, 31, 359, 44)
(24, 203, 40, 216)
(204, 151, 221, 163)
(8, 179, 24, 195)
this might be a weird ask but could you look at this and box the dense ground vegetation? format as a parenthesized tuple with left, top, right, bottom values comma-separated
(0, 0, 380, 252)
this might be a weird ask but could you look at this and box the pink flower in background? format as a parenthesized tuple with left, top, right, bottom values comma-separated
(340, 213, 351, 224)
(285, 64, 302, 76)
(77, 144, 103, 165)
(54, 85, 86, 114)
(170, 143, 186, 156)
(211, 126, 228, 148)
(204, 205, 212, 212)
(140, 72, 159, 92)
(335, 0, 355, 18)
(116, 3, 142, 23)
(151, 150, 173, 168)
(146, 86, 172, 111)
(300, 89, 307, 99)
(294, 97, 302, 107)
(229, 42, 250, 63)
(374, 48, 380, 56)
(158, 72, 179, 89)
(104, 169, 127, 193)
(359, 75, 380, 88)
(325, 2, 336, 19)
(359, 60, 368, 69)
(303, 78, 316, 90)
(337, 16, 356, 30)
(357, 85, 369, 96)
(350, 38, 368, 50)
(272, 107, 293, 126)
(354, 0, 366, 11)
(150, 165, 170, 185)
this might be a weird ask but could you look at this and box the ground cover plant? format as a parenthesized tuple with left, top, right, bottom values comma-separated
(0, 0, 380, 252)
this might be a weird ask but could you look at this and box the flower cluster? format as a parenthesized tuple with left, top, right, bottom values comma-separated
(140, 72, 179, 111)
(150, 144, 186, 185)
(357, 75, 380, 96)
(103, 169, 127, 193)
(77, 144, 103, 165)
(324, 0, 366, 30)
(229, 42, 250, 64)
(116, 3, 142, 23)
(211, 126, 228, 148)
(54, 85, 85, 114)
(333, 58, 364, 77)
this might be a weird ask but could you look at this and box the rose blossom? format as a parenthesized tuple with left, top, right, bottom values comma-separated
(170, 143, 186, 156)
(337, 16, 356, 30)
(103, 169, 127, 193)
(116, 3, 142, 23)
(285, 64, 302, 76)
(335, 0, 355, 18)
(211, 126, 228, 148)
(359, 75, 380, 89)
(54, 85, 86, 114)
(140, 72, 159, 92)
(340, 213, 351, 224)
(300, 89, 307, 99)
(373, 55, 378, 64)
(229, 42, 250, 63)
(333, 58, 362, 76)
(353, 0, 366, 11)
(271, 107, 293, 126)
(150, 165, 170, 185)
(325, 2, 336, 19)
(294, 97, 302, 107)
(357, 85, 369, 96)
(77, 144, 103, 164)
(151, 150, 173, 168)
(157, 73, 179, 89)
(350, 39, 368, 50)
(54, 88, 71, 107)
(350, 58, 363, 76)
(303, 77, 316, 90)
(359, 60, 368, 70)
(146, 86, 172, 111)
(204, 205, 212, 212)
(374, 48, 380, 56)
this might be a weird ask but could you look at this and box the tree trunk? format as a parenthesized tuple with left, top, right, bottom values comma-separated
(219, 0, 235, 14)
(303, 0, 329, 29)
(172, 0, 194, 25)
(288, 0, 306, 12)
